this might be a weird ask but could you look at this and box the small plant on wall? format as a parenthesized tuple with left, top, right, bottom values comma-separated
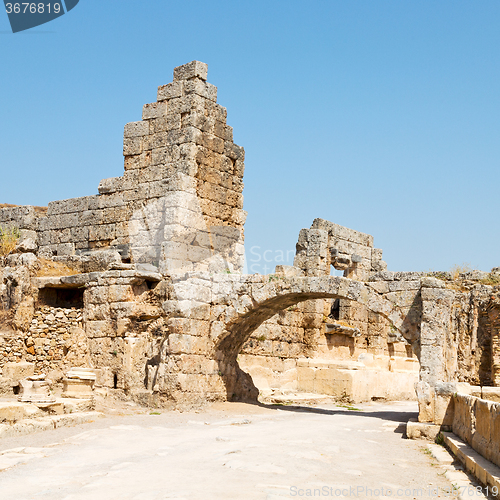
(449, 263, 472, 280)
(0, 226, 20, 257)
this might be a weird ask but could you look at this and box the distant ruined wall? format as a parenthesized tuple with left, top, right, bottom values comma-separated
(294, 218, 386, 280)
(0, 206, 40, 244)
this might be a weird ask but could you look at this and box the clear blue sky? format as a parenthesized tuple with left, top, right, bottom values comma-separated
(1, 1, 499, 273)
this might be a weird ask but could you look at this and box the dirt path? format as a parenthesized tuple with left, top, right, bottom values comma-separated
(0, 401, 461, 500)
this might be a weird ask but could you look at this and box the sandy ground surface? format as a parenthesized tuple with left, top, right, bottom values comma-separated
(0, 400, 462, 500)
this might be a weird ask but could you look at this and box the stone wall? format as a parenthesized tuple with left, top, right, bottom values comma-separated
(8, 61, 245, 276)
(487, 295, 500, 386)
(0, 330, 25, 366)
(0, 206, 39, 238)
(294, 218, 386, 279)
(25, 306, 86, 374)
(453, 393, 500, 468)
(0, 299, 87, 376)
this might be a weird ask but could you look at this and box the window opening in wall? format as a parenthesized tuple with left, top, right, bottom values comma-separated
(113, 373, 118, 389)
(38, 287, 84, 309)
(330, 267, 344, 277)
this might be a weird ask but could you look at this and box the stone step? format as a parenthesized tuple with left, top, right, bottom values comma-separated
(443, 431, 500, 498)
(0, 397, 95, 424)
(0, 411, 103, 439)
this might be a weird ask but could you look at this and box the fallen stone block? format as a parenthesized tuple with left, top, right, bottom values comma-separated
(406, 418, 442, 440)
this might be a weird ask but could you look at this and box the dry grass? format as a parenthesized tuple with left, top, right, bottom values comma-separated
(36, 258, 80, 277)
(449, 263, 472, 280)
(480, 273, 500, 286)
(0, 226, 20, 257)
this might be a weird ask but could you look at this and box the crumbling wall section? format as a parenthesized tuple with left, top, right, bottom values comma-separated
(294, 219, 386, 280)
(0, 205, 40, 248)
(35, 61, 246, 276)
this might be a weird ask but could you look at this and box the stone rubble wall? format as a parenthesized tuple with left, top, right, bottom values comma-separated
(25, 306, 85, 374)
(0, 330, 25, 367)
(0, 304, 86, 375)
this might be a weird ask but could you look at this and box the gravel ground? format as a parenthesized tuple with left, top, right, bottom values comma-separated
(0, 400, 462, 500)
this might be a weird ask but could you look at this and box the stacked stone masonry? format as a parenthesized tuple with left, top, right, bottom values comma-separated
(28, 60, 246, 276)
(0, 61, 499, 420)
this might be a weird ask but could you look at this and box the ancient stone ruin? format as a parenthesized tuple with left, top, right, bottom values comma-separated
(1, 61, 500, 434)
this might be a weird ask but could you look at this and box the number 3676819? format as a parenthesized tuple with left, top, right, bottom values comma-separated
(5, 3, 62, 14)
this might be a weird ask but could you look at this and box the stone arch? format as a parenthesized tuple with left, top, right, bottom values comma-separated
(214, 275, 415, 401)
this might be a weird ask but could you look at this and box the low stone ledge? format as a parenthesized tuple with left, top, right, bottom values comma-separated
(480, 387, 500, 403)
(32, 277, 63, 288)
(0, 402, 40, 424)
(325, 322, 361, 337)
(443, 431, 500, 494)
(296, 358, 365, 370)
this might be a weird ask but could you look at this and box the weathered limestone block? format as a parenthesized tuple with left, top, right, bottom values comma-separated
(416, 380, 435, 422)
(0, 401, 43, 424)
(62, 367, 96, 399)
(124, 121, 149, 138)
(168, 333, 210, 355)
(419, 286, 454, 384)
(142, 101, 167, 120)
(18, 374, 55, 403)
(433, 382, 456, 426)
(406, 418, 442, 440)
(173, 60, 208, 81)
(167, 318, 210, 338)
(157, 81, 183, 101)
(325, 323, 361, 337)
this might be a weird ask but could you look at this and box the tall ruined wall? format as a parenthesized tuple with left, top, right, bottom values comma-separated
(3, 61, 246, 275)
